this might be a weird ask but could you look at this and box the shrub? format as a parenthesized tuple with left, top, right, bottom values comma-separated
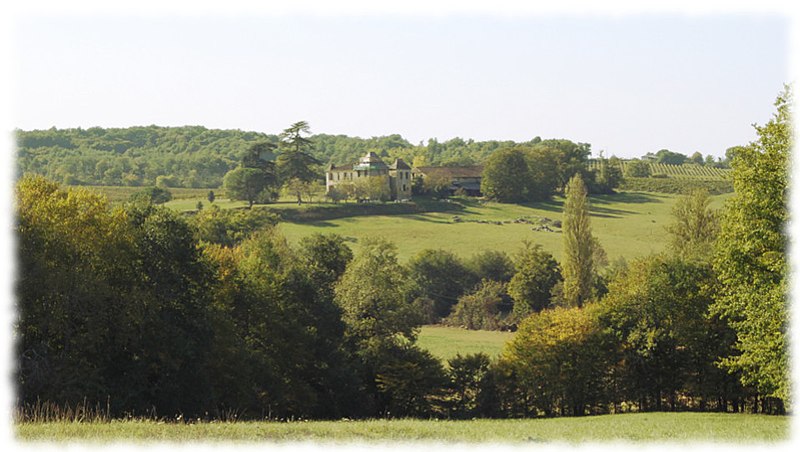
(445, 280, 510, 330)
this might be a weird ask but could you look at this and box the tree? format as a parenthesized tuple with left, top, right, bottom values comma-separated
(590, 154, 623, 194)
(480, 148, 530, 202)
(598, 256, 741, 412)
(335, 238, 420, 343)
(624, 159, 651, 178)
(223, 167, 272, 208)
(561, 173, 597, 308)
(507, 241, 561, 319)
(422, 172, 452, 198)
(445, 280, 509, 330)
(190, 204, 279, 247)
(712, 86, 791, 408)
(466, 250, 515, 283)
(690, 151, 705, 165)
(277, 121, 321, 204)
(446, 353, 491, 418)
(129, 186, 172, 204)
(242, 142, 276, 171)
(666, 189, 718, 260)
(407, 249, 477, 319)
(207, 190, 215, 203)
(500, 304, 614, 416)
(655, 149, 687, 165)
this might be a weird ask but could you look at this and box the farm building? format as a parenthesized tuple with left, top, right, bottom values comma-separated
(413, 165, 484, 196)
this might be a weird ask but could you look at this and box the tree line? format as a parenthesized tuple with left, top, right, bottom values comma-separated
(15, 125, 537, 189)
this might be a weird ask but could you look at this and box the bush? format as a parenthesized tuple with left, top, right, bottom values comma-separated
(129, 186, 173, 204)
(445, 280, 511, 330)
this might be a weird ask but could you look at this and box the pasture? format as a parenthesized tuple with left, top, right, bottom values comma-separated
(277, 192, 732, 262)
(417, 325, 513, 362)
(16, 412, 788, 443)
(80, 184, 732, 262)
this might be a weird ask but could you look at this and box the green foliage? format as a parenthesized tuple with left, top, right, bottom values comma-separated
(334, 238, 421, 343)
(277, 121, 322, 204)
(480, 147, 546, 203)
(223, 167, 274, 208)
(712, 87, 791, 405)
(445, 353, 491, 418)
(655, 149, 688, 165)
(16, 126, 276, 187)
(589, 155, 623, 194)
(129, 186, 172, 204)
(500, 304, 614, 416)
(666, 189, 719, 260)
(407, 249, 477, 319)
(507, 242, 561, 318)
(365, 340, 447, 418)
(598, 256, 741, 411)
(466, 250, 515, 284)
(190, 205, 279, 247)
(445, 280, 510, 330)
(624, 159, 651, 178)
(561, 174, 597, 307)
(16, 175, 217, 416)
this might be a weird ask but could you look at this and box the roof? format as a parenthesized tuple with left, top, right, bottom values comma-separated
(390, 158, 411, 170)
(329, 151, 395, 172)
(353, 151, 389, 171)
(328, 163, 354, 171)
(414, 165, 484, 178)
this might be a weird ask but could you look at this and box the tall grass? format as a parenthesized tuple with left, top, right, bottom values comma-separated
(16, 398, 111, 423)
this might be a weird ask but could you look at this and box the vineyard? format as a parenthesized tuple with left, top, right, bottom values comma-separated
(589, 160, 731, 180)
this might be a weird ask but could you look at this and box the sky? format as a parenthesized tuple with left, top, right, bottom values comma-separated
(5, 2, 794, 159)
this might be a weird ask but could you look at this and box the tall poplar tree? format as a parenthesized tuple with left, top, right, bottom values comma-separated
(561, 173, 594, 307)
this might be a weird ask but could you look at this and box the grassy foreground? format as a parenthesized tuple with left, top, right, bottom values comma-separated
(16, 413, 788, 443)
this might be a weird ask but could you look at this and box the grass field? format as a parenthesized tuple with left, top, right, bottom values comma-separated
(15, 412, 788, 443)
(277, 192, 732, 262)
(416, 325, 513, 362)
(80, 184, 733, 263)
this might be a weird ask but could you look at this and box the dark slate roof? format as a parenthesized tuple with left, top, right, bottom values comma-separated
(390, 158, 411, 170)
(328, 163, 354, 171)
(414, 165, 484, 178)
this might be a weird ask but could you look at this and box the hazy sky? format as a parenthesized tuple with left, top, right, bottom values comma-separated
(10, 9, 791, 158)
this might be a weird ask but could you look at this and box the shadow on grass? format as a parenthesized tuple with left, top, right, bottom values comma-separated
(592, 192, 665, 205)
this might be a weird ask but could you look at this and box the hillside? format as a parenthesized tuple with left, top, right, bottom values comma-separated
(15, 126, 529, 188)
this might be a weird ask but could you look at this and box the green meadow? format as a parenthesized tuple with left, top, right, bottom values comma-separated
(81, 184, 732, 262)
(277, 192, 732, 262)
(416, 325, 513, 362)
(16, 412, 788, 443)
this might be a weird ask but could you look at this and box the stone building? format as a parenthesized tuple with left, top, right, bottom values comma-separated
(326, 152, 413, 201)
(412, 165, 484, 196)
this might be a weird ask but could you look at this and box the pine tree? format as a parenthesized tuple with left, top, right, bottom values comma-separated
(561, 173, 594, 307)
